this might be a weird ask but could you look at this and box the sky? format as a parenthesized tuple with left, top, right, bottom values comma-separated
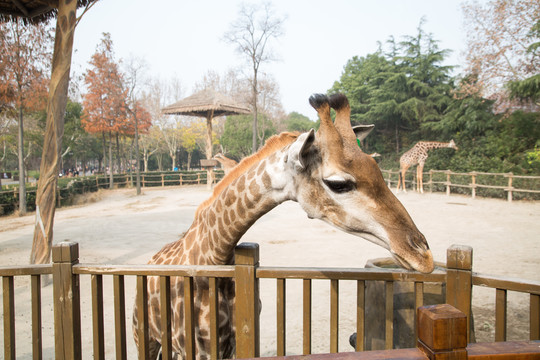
(71, 0, 468, 120)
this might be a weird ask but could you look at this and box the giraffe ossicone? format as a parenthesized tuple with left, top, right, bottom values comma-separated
(133, 93, 434, 359)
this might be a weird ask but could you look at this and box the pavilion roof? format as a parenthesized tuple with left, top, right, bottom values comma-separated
(162, 89, 251, 118)
(0, 0, 96, 24)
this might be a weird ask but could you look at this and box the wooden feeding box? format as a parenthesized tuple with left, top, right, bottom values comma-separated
(200, 159, 218, 168)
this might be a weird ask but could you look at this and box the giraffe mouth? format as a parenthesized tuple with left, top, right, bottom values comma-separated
(390, 251, 414, 271)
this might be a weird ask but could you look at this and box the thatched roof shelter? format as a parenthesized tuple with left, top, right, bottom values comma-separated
(162, 89, 250, 118)
(162, 89, 250, 188)
(0, 0, 95, 24)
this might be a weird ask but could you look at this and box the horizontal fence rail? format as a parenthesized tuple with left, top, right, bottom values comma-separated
(381, 169, 540, 201)
(1, 242, 539, 359)
(0, 170, 225, 216)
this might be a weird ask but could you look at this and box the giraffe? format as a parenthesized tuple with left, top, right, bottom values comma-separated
(133, 93, 434, 359)
(213, 153, 238, 175)
(396, 140, 458, 194)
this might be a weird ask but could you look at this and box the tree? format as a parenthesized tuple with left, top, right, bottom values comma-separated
(224, 2, 285, 153)
(0, 19, 53, 214)
(462, 0, 540, 111)
(124, 56, 152, 194)
(331, 21, 454, 154)
(82, 33, 128, 188)
(285, 111, 315, 132)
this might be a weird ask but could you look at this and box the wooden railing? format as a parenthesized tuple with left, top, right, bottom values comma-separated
(1, 243, 539, 359)
(381, 169, 540, 201)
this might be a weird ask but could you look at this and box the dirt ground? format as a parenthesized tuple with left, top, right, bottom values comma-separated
(1, 185, 539, 358)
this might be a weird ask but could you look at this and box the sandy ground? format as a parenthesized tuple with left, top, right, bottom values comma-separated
(1, 185, 539, 358)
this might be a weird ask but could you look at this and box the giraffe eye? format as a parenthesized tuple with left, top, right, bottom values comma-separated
(323, 179, 356, 193)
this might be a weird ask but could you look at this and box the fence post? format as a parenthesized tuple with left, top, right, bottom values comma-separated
(52, 241, 81, 360)
(142, 175, 145, 188)
(180, 174, 183, 186)
(197, 173, 201, 185)
(429, 170, 433, 194)
(161, 174, 165, 187)
(506, 173, 513, 202)
(470, 172, 477, 199)
(446, 170, 451, 196)
(417, 304, 467, 359)
(235, 243, 260, 358)
(446, 245, 474, 343)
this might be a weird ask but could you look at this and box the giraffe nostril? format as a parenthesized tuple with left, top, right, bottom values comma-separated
(409, 233, 429, 251)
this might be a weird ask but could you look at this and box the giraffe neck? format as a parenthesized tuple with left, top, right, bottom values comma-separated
(419, 141, 452, 151)
(155, 138, 296, 267)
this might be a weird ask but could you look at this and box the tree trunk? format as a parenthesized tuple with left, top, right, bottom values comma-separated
(252, 70, 258, 154)
(143, 149, 149, 172)
(187, 152, 192, 171)
(206, 111, 214, 189)
(30, 0, 78, 264)
(115, 132, 121, 174)
(109, 132, 113, 189)
(134, 114, 141, 195)
(395, 121, 400, 154)
(17, 99, 26, 215)
(101, 132, 106, 172)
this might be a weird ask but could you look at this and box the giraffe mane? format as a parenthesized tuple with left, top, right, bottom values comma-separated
(196, 131, 300, 215)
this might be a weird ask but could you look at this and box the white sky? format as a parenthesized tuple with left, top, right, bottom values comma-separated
(71, 0, 468, 120)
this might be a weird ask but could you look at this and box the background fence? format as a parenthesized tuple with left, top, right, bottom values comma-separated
(0, 170, 225, 216)
(381, 169, 540, 201)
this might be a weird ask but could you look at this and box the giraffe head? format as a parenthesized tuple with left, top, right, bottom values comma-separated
(448, 139, 458, 150)
(284, 94, 433, 273)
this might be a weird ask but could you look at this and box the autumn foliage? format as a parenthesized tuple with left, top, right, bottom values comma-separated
(82, 33, 151, 137)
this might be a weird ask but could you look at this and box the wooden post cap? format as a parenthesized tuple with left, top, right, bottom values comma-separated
(446, 245, 473, 270)
(235, 242, 259, 265)
(418, 304, 467, 352)
(52, 241, 79, 263)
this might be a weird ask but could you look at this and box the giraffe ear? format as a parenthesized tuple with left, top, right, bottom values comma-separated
(288, 129, 316, 171)
(352, 124, 375, 142)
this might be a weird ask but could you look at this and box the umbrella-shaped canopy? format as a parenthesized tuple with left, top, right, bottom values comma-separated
(162, 88, 250, 118)
(162, 89, 250, 188)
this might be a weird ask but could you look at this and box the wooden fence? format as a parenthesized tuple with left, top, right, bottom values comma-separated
(381, 169, 540, 201)
(1, 242, 539, 359)
(0, 171, 225, 215)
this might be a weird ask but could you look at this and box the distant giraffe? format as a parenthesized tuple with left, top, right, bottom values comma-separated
(396, 140, 458, 193)
(133, 93, 434, 359)
(213, 153, 238, 175)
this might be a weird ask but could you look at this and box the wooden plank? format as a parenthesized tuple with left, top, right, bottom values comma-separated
(31, 275, 43, 360)
(160, 276, 173, 360)
(3, 276, 15, 360)
(446, 245, 473, 343)
(239, 348, 426, 360)
(277, 278, 286, 356)
(256, 267, 446, 282)
(113, 275, 127, 360)
(414, 282, 424, 343)
(136, 275, 149, 360)
(473, 273, 540, 294)
(91, 274, 105, 359)
(467, 341, 540, 358)
(385, 281, 393, 350)
(531, 294, 540, 340)
(355, 280, 365, 351)
(303, 279, 312, 355)
(0, 264, 52, 276)
(52, 242, 81, 360)
(184, 276, 196, 360)
(495, 288, 507, 342)
(73, 264, 235, 277)
(330, 279, 339, 353)
(208, 277, 219, 360)
(234, 243, 260, 358)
